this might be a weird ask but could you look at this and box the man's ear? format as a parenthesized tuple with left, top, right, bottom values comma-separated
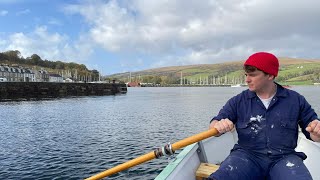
(268, 74, 275, 80)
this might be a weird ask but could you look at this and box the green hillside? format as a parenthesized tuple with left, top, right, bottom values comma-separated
(106, 57, 320, 85)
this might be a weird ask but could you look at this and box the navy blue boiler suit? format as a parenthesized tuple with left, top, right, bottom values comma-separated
(209, 84, 318, 180)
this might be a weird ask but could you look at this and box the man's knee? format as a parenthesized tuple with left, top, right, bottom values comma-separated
(268, 154, 312, 180)
(209, 150, 263, 180)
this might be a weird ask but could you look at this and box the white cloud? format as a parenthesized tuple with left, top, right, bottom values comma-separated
(16, 9, 30, 16)
(63, 0, 320, 69)
(0, 10, 8, 16)
(48, 18, 62, 26)
(0, 39, 6, 46)
(4, 26, 94, 63)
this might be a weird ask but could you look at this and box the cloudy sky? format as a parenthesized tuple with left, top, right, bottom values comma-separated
(0, 0, 320, 75)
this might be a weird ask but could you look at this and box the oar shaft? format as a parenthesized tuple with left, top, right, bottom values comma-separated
(85, 152, 155, 180)
(172, 128, 218, 150)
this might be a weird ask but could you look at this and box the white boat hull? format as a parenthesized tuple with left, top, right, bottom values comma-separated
(156, 131, 320, 180)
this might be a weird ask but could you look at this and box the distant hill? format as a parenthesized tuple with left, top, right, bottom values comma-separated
(106, 57, 320, 85)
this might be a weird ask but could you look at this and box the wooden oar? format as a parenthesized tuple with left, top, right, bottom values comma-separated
(85, 128, 219, 180)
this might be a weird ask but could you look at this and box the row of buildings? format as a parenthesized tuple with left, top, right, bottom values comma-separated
(0, 64, 64, 82)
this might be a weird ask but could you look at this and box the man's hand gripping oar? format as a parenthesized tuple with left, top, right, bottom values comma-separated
(209, 118, 235, 136)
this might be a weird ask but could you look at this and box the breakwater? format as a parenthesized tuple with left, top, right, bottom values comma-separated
(0, 82, 127, 101)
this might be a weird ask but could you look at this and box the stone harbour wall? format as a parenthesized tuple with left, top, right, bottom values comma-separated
(0, 82, 127, 101)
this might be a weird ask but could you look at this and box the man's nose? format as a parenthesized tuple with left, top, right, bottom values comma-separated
(245, 76, 250, 83)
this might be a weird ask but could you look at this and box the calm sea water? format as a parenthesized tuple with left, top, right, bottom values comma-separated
(1, 86, 319, 180)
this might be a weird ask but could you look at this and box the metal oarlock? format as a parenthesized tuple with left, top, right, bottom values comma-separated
(154, 142, 175, 158)
(164, 142, 175, 156)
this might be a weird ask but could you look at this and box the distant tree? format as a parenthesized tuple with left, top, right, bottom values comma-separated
(0, 52, 9, 61)
(4, 50, 22, 62)
(142, 75, 154, 83)
(166, 73, 179, 84)
(42, 59, 50, 68)
(77, 64, 88, 71)
(66, 62, 77, 69)
(152, 75, 162, 84)
(27, 54, 42, 65)
(91, 69, 100, 81)
(161, 76, 168, 84)
(55, 61, 65, 69)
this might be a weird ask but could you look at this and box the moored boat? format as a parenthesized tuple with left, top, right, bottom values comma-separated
(230, 84, 241, 87)
(156, 131, 320, 180)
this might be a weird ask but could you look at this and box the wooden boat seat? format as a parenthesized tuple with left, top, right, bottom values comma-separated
(196, 163, 220, 180)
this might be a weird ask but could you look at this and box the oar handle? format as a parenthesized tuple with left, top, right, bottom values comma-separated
(85, 128, 219, 180)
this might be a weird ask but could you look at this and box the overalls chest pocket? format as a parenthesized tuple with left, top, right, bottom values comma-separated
(236, 121, 264, 146)
(273, 119, 298, 148)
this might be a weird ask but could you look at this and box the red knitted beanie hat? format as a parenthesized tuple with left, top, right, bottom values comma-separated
(244, 52, 279, 77)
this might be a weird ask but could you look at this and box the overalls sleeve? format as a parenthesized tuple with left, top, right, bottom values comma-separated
(298, 94, 319, 141)
(210, 95, 238, 124)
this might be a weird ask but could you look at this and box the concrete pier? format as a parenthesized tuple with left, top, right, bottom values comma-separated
(0, 82, 127, 101)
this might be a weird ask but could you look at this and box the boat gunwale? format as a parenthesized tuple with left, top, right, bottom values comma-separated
(155, 143, 198, 179)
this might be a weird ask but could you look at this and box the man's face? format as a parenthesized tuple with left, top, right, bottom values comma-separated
(245, 70, 273, 92)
